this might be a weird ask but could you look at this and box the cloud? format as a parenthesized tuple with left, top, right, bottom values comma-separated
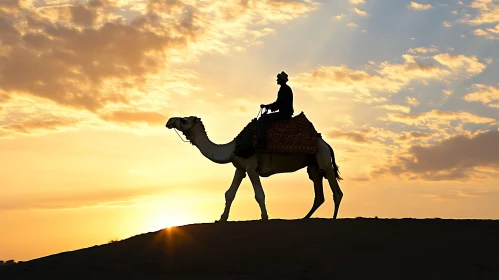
(433, 53, 486, 74)
(407, 46, 439, 54)
(398, 131, 431, 141)
(353, 8, 368, 16)
(456, 0, 499, 39)
(381, 110, 498, 130)
(0, 11, 187, 112)
(463, 84, 499, 107)
(373, 130, 499, 181)
(1, 119, 79, 134)
(334, 14, 345, 20)
(408, 2, 433, 11)
(99, 110, 168, 126)
(465, 0, 499, 25)
(472, 25, 499, 40)
(0, 0, 321, 135)
(292, 64, 400, 102)
(349, 0, 365, 5)
(406, 97, 420, 107)
(327, 129, 369, 143)
(292, 50, 487, 103)
(375, 104, 411, 113)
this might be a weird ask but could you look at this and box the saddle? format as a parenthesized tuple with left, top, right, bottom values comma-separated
(234, 112, 320, 158)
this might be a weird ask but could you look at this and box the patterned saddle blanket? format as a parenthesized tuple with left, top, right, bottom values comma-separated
(234, 112, 320, 158)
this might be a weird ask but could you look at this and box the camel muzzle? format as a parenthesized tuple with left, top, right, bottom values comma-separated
(165, 118, 177, 129)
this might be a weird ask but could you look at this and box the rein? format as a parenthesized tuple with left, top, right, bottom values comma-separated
(173, 121, 198, 143)
(174, 128, 190, 142)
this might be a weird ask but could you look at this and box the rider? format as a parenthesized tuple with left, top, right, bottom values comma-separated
(257, 71, 294, 148)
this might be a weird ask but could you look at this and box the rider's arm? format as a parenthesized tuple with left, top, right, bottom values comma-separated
(265, 89, 282, 111)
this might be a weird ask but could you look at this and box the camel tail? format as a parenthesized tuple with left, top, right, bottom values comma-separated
(326, 142, 343, 181)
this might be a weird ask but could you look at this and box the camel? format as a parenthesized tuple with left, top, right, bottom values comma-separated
(165, 115, 343, 222)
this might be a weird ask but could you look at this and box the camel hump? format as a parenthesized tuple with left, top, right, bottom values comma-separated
(263, 111, 319, 154)
(234, 112, 320, 158)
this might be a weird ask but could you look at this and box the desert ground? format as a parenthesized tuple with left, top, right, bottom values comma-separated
(1, 218, 498, 279)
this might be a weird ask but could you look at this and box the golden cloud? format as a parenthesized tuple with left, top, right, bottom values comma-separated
(353, 8, 367, 16)
(406, 97, 420, 107)
(381, 110, 498, 130)
(433, 53, 486, 74)
(375, 104, 411, 113)
(408, 2, 433, 11)
(407, 46, 438, 54)
(349, 0, 365, 5)
(0, 0, 321, 134)
(463, 84, 499, 106)
(467, 0, 499, 25)
(457, 0, 499, 39)
(293, 51, 487, 103)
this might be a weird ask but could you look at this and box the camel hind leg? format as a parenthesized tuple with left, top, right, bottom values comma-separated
(326, 169, 343, 219)
(303, 165, 325, 219)
(316, 140, 343, 219)
(247, 167, 269, 221)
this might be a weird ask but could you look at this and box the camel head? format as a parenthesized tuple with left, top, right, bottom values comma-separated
(165, 116, 201, 133)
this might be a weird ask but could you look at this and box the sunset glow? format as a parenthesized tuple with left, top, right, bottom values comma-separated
(1, 0, 499, 261)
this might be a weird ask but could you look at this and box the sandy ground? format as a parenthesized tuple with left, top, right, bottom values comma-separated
(1, 218, 498, 279)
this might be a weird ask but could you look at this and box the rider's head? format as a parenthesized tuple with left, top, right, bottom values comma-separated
(276, 71, 288, 85)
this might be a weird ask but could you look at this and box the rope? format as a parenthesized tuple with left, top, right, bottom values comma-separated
(174, 128, 190, 142)
(256, 107, 263, 119)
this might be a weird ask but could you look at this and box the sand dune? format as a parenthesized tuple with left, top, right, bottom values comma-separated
(1, 218, 498, 279)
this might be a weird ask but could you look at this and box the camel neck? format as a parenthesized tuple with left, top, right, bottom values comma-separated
(188, 123, 235, 164)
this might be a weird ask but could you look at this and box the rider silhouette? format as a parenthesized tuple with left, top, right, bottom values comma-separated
(257, 71, 294, 148)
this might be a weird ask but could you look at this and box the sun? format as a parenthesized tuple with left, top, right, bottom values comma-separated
(145, 212, 193, 232)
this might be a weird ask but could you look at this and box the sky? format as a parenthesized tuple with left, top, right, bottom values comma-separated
(1, 0, 499, 261)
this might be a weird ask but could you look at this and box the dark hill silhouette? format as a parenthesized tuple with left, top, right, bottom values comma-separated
(1, 218, 498, 279)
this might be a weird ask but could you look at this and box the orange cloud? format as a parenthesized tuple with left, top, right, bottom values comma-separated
(99, 110, 168, 126)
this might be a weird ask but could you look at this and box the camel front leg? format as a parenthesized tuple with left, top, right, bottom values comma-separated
(247, 168, 269, 221)
(217, 168, 246, 222)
